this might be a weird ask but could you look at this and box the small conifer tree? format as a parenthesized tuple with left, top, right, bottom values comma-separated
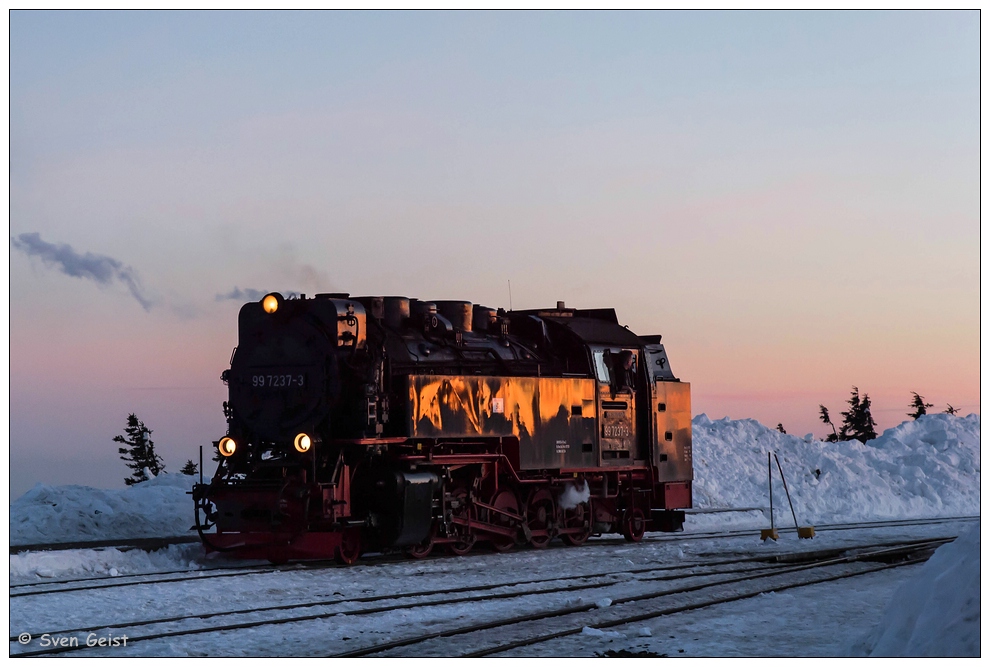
(908, 392, 933, 420)
(857, 393, 879, 441)
(819, 404, 838, 442)
(839, 387, 878, 442)
(945, 404, 959, 416)
(115, 414, 165, 485)
(180, 460, 198, 475)
(776, 423, 786, 434)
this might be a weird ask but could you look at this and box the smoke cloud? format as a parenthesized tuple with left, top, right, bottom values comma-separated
(215, 287, 300, 303)
(215, 287, 268, 302)
(12, 232, 155, 311)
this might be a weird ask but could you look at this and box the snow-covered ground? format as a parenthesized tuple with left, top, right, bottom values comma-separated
(849, 520, 980, 657)
(8, 413, 980, 656)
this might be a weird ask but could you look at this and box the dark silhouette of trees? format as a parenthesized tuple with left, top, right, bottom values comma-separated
(908, 392, 933, 420)
(839, 387, 878, 443)
(115, 414, 165, 485)
(180, 460, 198, 475)
(819, 405, 838, 442)
(945, 404, 959, 416)
(776, 423, 786, 434)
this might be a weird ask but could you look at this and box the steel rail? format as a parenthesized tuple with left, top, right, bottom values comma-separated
(12, 514, 974, 595)
(620, 514, 978, 546)
(8, 561, 317, 590)
(10, 557, 798, 653)
(468, 554, 935, 656)
(13, 535, 949, 644)
(9, 537, 950, 658)
(9, 535, 199, 555)
(8, 524, 949, 601)
(10, 513, 975, 557)
(10, 564, 311, 599)
(332, 538, 949, 657)
(11, 513, 971, 606)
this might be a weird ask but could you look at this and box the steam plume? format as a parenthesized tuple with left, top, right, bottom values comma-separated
(559, 481, 591, 510)
(215, 287, 268, 302)
(12, 232, 154, 311)
(215, 287, 300, 302)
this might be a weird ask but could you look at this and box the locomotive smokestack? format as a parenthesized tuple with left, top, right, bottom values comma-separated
(557, 301, 565, 311)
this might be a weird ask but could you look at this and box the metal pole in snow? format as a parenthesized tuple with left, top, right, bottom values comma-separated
(773, 452, 800, 530)
(199, 445, 203, 486)
(768, 451, 774, 531)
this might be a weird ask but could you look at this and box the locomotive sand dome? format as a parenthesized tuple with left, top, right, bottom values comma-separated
(193, 293, 692, 564)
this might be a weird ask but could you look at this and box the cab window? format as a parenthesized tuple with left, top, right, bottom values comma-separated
(593, 350, 611, 383)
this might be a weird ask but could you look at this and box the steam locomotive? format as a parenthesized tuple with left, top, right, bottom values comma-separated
(192, 293, 692, 564)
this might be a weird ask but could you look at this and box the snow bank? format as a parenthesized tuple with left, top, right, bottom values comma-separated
(9, 473, 197, 546)
(9, 544, 207, 584)
(848, 521, 980, 656)
(692, 413, 980, 524)
(8, 414, 979, 546)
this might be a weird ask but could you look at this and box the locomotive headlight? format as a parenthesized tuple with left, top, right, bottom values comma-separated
(262, 294, 279, 314)
(218, 437, 237, 457)
(294, 433, 312, 453)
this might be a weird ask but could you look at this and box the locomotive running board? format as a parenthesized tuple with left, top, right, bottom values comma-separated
(449, 514, 520, 540)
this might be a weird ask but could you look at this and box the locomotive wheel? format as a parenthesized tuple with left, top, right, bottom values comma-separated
(622, 508, 647, 543)
(487, 488, 520, 553)
(561, 502, 592, 546)
(447, 537, 475, 556)
(447, 486, 476, 556)
(407, 526, 436, 559)
(526, 489, 556, 549)
(335, 528, 362, 565)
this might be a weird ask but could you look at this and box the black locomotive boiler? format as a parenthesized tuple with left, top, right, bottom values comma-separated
(193, 293, 693, 564)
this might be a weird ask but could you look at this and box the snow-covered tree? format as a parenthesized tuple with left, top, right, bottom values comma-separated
(908, 392, 933, 420)
(115, 413, 165, 485)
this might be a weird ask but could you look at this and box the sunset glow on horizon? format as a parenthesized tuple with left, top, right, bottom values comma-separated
(9, 10, 980, 498)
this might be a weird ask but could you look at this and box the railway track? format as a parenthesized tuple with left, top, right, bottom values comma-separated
(599, 514, 979, 546)
(10, 552, 797, 656)
(9, 560, 336, 599)
(10, 513, 976, 557)
(9, 535, 199, 555)
(9, 560, 281, 591)
(10, 514, 976, 596)
(10, 536, 949, 657)
(337, 538, 949, 657)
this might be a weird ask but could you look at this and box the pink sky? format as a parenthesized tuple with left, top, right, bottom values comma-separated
(9, 11, 979, 498)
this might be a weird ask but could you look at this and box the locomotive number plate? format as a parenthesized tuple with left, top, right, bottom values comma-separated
(603, 423, 631, 438)
(252, 374, 305, 388)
